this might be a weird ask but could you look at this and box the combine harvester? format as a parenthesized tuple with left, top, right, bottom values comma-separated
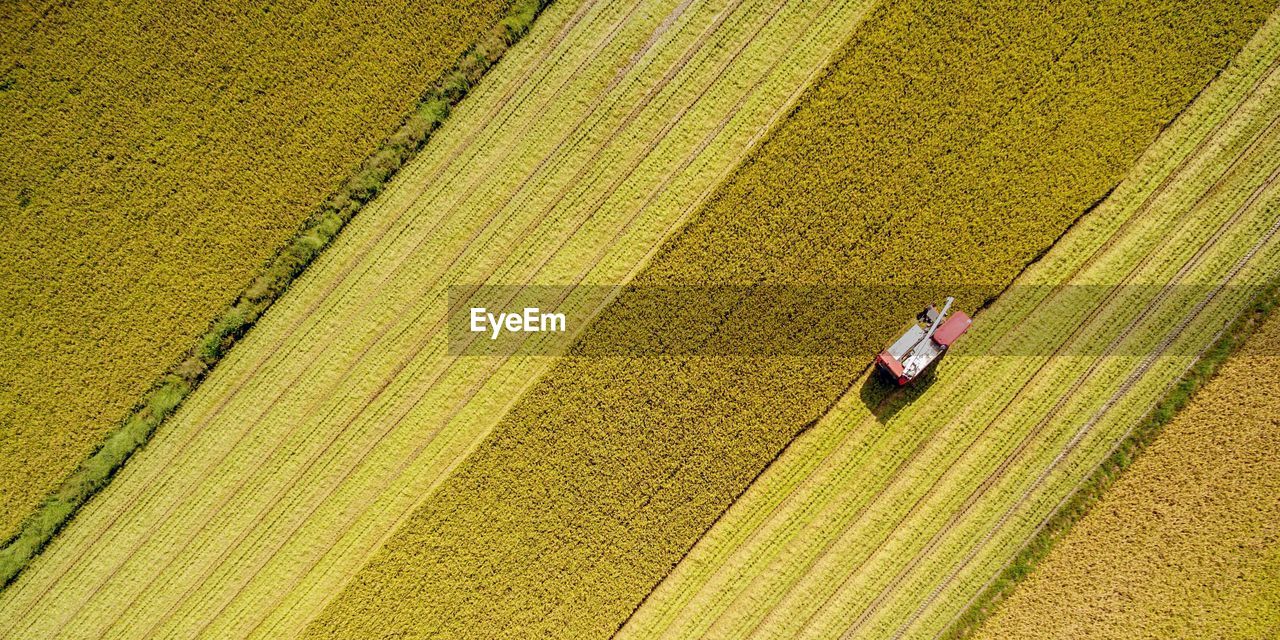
(875, 296, 971, 385)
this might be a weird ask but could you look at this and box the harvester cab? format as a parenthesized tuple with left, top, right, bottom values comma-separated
(875, 296, 971, 386)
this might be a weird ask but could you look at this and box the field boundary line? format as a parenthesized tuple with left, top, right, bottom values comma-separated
(343, 0, 881, 633)
(1, 0, 570, 619)
(293, 0, 852, 632)
(830, 143, 1280, 640)
(8, 0, 675, 628)
(773, 63, 1280, 634)
(721, 36, 1280, 640)
(612, 12, 1280, 638)
(3, 3, 613, 616)
(938, 235, 1280, 640)
(901, 199, 1280, 639)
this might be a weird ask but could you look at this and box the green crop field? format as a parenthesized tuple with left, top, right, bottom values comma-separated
(618, 12, 1280, 638)
(305, 0, 1273, 638)
(0, 0, 881, 637)
(0, 0, 508, 544)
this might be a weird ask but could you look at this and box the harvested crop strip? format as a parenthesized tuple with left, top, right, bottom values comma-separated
(618, 10, 1280, 639)
(308, 1, 1273, 638)
(0, 0, 509, 543)
(0, 0, 880, 637)
(969, 302, 1280, 640)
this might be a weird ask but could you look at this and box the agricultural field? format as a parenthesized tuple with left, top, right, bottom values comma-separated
(0, 0, 884, 636)
(971, 309, 1280, 639)
(0, 0, 509, 543)
(306, 0, 1273, 638)
(617, 10, 1280, 639)
(4, 1, 1276, 639)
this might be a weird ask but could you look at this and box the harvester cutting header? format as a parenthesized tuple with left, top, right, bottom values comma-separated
(875, 297, 971, 385)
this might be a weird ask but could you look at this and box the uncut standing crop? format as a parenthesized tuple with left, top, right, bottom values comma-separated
(619, 11, 1280, 638)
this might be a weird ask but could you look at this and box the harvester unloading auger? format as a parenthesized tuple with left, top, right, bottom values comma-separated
(875, 296, 972, 385)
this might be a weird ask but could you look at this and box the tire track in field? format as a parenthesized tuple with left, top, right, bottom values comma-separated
(642, 54, 1280, 640)
(260, 18, 849, 631)
(891, 177, 1280, 640)
(70, 2, 778, 637)
(10, 1, 699, 635)
(831, 146, 1280, 640)
(929, 240, 1280, 640)
(788, 171, 1252, 639)
(0, 0, 603, 620)
(807, 127, 1280, 636)
(618, 349, 1002, 636)
(244, 1, 856, 630)
(476, 4, 855, 634)
(156, 2, 832, 636)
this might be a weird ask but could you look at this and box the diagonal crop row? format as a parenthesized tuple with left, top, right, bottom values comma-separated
(965, 283, 1280, 639)
(844, 166, 1280, 640)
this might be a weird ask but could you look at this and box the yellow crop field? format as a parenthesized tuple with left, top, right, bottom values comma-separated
(307, 1, 1274, 638)
(971, 310, 1280, 639)
(0, 0, 509, 543)
(0, 0, 882, 637)
(618, 10, 1280, 639)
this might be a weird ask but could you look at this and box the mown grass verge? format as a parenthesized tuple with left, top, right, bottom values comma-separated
(941, 274, 1280, 640)
(0, 0, 551, 590)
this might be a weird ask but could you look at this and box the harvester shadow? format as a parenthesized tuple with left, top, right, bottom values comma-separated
(859, 365, 938, 424)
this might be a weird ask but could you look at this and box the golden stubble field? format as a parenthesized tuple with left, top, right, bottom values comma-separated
(0, 0, 507, 541)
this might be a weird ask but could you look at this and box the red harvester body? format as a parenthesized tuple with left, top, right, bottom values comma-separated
(875, 297, 971, 385)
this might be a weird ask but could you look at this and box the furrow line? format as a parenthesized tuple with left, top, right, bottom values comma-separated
(894, 177, 1280, 640)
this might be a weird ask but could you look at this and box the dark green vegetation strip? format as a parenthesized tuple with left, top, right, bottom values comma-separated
(942, 276, 1280, 640)
(307, 0, 1274, 638)
(0, 0, 551, 589)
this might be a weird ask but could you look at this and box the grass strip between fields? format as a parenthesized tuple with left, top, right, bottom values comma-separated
(0, 0, 551, 590)
(941, 276, 1280, 640)
(0, 0, 515, 545)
